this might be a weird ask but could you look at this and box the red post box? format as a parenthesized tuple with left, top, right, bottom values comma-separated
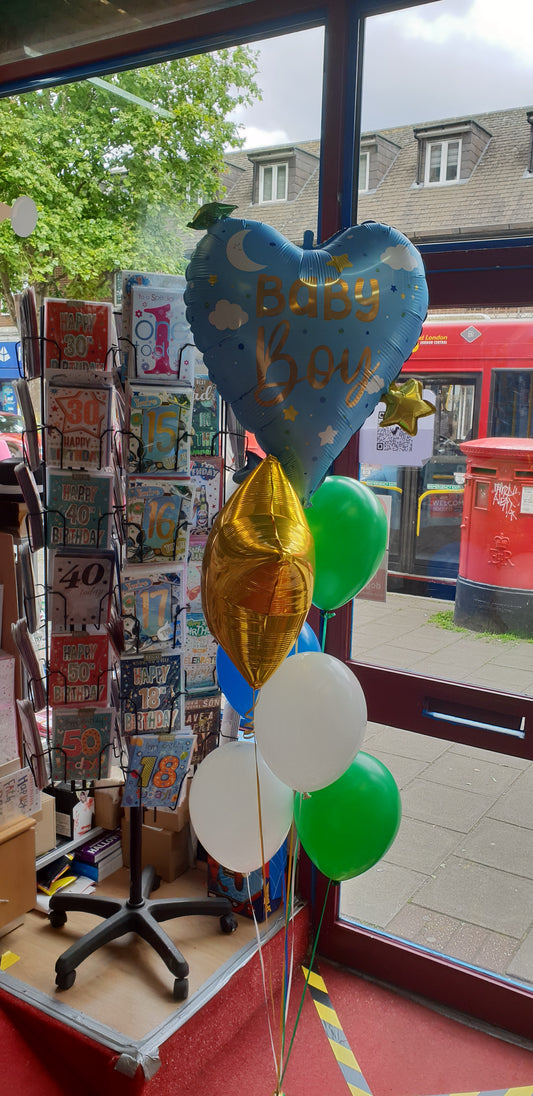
(454, 438, 533, 635)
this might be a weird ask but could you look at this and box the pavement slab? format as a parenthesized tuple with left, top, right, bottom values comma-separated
(411, 856, 533, 937)
(400, 778, 497, 831)
(339, 861, 426, 929)
(458, 817, 533, 877)
(421, 751, 520, 797)
(384, 816, 462, 874)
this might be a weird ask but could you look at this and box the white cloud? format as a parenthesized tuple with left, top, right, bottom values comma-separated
(226, 125, 289, 152)
(380, 245, 420, 271)
(209, 300, 248, 331)
(393, 0, 533, 63)
(366, 374, 385, 395)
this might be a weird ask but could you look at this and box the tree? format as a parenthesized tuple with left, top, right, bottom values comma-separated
(0, 49, 260, 322)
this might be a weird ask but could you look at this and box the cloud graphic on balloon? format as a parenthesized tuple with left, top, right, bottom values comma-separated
(366, 374, 386, 394)
(380, 244, 421, 271)
(208, 299, 249, 331)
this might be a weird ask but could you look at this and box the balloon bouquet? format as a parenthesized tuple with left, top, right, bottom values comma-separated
(184, 209, 428, 1085)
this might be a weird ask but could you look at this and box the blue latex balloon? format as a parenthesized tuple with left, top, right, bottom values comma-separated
(185, 217, 428, 501)
(216, 623, 320, 718)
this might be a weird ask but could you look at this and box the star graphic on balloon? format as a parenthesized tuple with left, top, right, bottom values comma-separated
(208, 274, 218, 285)
(318, 425, 338, 447)
(379, 378, 436, 436)
(326, 253, 353, 274)
(283, 405, 298, 421)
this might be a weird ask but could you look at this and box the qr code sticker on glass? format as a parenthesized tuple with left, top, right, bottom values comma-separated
(376, 426, 414, 453)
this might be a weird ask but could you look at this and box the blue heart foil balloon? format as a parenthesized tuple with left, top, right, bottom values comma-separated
(185, 218, 428, 501)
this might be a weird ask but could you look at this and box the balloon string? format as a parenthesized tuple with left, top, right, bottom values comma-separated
(247, 873, 279, 1080)
(279, 825, 298, 1085)
(279, 878, 332, 1087)
(319, 610, 335, 652)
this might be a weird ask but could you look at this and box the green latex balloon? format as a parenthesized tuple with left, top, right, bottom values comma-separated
(306, 475, 388, 610)
(294, 751, 401, 882)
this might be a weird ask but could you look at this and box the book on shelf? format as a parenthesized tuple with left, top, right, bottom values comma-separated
(126, 383, 193, 475)
(71, 845, 123, 882)
(46, 469, 114, 550)
(120, 650, 184, 734)
(42, 298, 114, 374)
(45, 382, 112, 470)
(122, 731, 194, 810)
(49, 548, 115, 632)
(126, 476, 193, 565)
(36, 854, 74, 895)
(51, 707, 115, 782)
(121, 564, 186, 653)
(73, 827, 122, 865)
(48, 632, 110, 706)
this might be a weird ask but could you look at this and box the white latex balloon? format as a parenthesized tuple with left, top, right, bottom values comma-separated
(10, 196, 38, 237)
(189, 739, 293, 874)
(254, 651, 366, 792)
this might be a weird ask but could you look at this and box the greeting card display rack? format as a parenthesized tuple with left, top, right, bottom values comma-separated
(15, 286, 235, 999)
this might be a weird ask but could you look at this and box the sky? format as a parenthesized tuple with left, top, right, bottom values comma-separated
(229, 0, 533, 149)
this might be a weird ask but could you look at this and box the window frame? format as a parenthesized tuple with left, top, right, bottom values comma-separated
(424, 137, 462, 185)
(258, 161, 289, 203)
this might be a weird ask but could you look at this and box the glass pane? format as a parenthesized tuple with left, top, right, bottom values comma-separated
(489, 371, 533, 437)
(340, 722, 533, 991)
(275, 163, 287, 200)
(261, 166, 273, 201)
(446, 140, 460, 180)
(428, 143, 442, 182)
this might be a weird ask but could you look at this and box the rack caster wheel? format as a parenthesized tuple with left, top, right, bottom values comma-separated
(220, 913, 237, 934)
(56, 970, 76, 991)
(49, 910, 67, 929)
(173, 977, 189, 1001)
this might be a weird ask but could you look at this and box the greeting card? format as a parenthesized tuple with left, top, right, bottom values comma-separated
(51, 707, 115, 782)
(49, 549, 115, 631)
(189, 455, 223, 534)
(43, 298, 114, 373)
(48, 633, 110, 706)
(126, 477, 193, 564)
(127, 383, 193, 475)
(46, 383, 112, 469)
(131, 286, 193, 385)
(46, 469, 114, 549)
(121, 564, 185, 653)
(122, 731, 194, 810)
(120, 650, 184, 734)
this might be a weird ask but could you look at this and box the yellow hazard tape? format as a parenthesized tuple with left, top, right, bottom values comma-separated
(0, 950, 20, 970)
(302, 965, 533, 1096)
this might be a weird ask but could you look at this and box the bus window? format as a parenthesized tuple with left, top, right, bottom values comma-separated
(489, 370, 533, 437)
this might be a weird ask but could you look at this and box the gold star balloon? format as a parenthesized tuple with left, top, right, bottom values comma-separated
(379, 378, 436, 436)
(201, 455, 315, 689)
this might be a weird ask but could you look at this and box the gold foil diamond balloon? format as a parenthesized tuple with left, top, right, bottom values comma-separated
(201, 455, 315, 689)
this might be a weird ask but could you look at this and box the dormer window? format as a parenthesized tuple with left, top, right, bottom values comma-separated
(358, 134, 400, 193)
(259, 162, 288, 203)
(425, 139, 461, 184)
(414, 119, 490, 187)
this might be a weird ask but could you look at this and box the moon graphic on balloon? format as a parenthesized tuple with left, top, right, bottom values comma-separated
(225, 228, 266, 272)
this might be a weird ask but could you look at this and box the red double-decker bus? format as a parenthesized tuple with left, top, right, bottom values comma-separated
(358, 317, 533, 594)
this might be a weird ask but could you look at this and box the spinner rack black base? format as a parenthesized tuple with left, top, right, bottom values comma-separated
(49, 804, 236, 999)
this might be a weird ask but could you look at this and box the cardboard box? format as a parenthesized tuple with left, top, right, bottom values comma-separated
(120, 817, 189, 883)
(94, 776, 123, 830)
(33, 791, 56, 856)
(207, 841, 287, 922)
(0, 816, 36, 931)
(143, 777, 190, 833)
